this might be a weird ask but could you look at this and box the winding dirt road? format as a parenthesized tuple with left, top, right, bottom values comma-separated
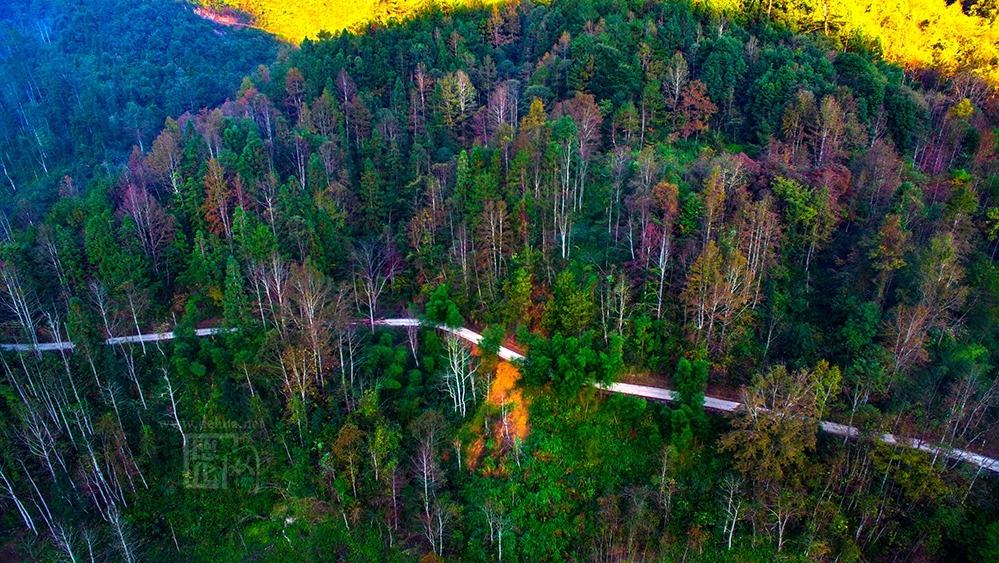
(375, 320, 998, 474)
(3, 318, 996, 474)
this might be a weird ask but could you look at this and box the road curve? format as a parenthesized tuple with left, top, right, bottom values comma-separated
(375, 320, 998, 475)
(3, 319, 996, 474)
(375, 318, 524, 361)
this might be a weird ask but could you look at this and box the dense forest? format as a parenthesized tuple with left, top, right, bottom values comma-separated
(0, 0, 277, 206)
(198, 0, 999, 87)
(2, 0, 999, 561)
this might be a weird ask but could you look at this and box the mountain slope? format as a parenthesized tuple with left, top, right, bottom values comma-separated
(198, 0, 503, 41)
(0, 0, 278, 204)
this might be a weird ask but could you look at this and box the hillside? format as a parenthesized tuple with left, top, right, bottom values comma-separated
(200, 0, 999, 86)
(198, 0, 503, 41)
(1, 0, 999, 561)
(700, 0, 999, 85)
(0, 0, 278, 204)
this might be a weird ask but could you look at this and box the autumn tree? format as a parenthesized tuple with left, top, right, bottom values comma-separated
(438, 70, 477, 142)
(648, 180, 679, 319)
(782, 90, 817, 162)
(203, 159, 233, 241)
(736, 194, 781, 310)
(0, 261, 41, 349)
(936, 363, 999, 467)
(288, 261, 335, 387)
(676, 80, 717, 140)
(411, 410, 448, 556)
(812, 95, 847, 167)
(146, 119, 182, 194)
(118, 182, 175, 275)
(560, 91, 601, 209)
(284, 67, 306, 119)
(351, 238, 400, 330)
(336, 69, 359, 144)
(720, 361, 840, 486)
(663, 51, 689, 111)
(681, 240, 755, 358)
(475, 199, 512, 297)
(868, 212, 910, 300)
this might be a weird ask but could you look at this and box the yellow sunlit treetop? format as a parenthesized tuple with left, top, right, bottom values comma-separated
(830, 0, 998, 85)
(200, 0, 999, 87)
(697, 0, 999, 86)
(198, 0, 502, 43)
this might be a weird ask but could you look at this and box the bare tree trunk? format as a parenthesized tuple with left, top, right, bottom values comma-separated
(1, 264, 39, 349)
(125, 289, 147, 355)
(720, 474, 742, 549)
(0, 467, 36, 534)
(162, 370, 186, 452)
(108, 505, 137, 563)
(121, 348, 147, 409)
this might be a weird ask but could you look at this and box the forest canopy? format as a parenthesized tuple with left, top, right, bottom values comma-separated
(1, 0, 999, 561)
(200, 0, 999, 86)
(0, 0, 278, 205)
(196, 0, 504, 42)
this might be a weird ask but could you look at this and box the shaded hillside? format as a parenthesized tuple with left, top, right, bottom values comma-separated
(0, 0, 278, 206)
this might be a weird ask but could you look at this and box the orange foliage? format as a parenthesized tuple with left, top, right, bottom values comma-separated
(489, 361, 530, 442)
(465, 360, 530, 474)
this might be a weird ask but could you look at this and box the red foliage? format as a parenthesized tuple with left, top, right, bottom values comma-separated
(678, 80, 717, 140)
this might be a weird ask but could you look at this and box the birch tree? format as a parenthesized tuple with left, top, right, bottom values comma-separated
(411, 410, 446, 554)
(118, 182, 175, 275)
(438, 70, 477, 141)
(161, 370, 186, 452)
(441, 335, 478, 418)
(351, 238, 400, 331)
(719, 473, 743, 550)
(0, 261, 40, 349)
(289, 262, 333, 386)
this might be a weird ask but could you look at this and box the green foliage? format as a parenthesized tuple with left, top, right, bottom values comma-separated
(699, 35, 747, 107)
(0, 0, 276, 203)
(542, 269, 595, 336)
(501, 266, 533, 329)
(883, 83, 927, 152)
(424, 284, 463, 328)
(675, 357, 709, 420)
(977, 520, 999, 562)
(523, 331, 622, 396)
(3, 1, 999, 561)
